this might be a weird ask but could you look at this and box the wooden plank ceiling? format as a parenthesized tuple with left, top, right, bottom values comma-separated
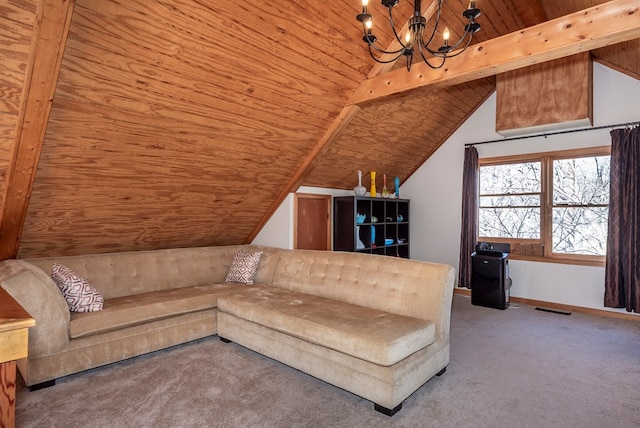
(0, 0, 638, 258)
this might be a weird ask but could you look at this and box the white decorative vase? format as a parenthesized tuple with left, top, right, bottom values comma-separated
(356, 226, 365, 249)
(353, 170, 367, 196)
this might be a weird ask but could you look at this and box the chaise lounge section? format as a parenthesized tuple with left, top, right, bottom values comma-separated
(0, 245, 455, 415)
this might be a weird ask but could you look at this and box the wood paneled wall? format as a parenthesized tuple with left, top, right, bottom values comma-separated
(16, 0, 369, 256)
(496, 53, 593, 135)
(0, 0, 37, 210)
(303, 78, 496, 189)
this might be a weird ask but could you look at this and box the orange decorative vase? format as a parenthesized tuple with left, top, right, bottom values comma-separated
(382, 174, 389, 198)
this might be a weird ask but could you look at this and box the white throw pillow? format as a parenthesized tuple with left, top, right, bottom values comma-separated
(225, 251, 263, 285)
(51, 263, 104, 312)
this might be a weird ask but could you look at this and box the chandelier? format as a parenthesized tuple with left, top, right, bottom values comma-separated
(356, 0, 481, 71)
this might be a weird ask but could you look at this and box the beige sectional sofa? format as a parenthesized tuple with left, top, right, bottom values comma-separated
(0, 245, 455, 416)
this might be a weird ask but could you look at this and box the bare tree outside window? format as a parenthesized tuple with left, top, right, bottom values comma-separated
(479, 161, 541, 239)
(552, 156, 609, 255)
(478, 147, 610, 263)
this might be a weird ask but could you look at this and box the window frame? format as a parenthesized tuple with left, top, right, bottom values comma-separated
(478, 146, 610, 267)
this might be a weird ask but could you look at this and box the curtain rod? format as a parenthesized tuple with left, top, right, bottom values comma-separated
(464, 121, 640, 147)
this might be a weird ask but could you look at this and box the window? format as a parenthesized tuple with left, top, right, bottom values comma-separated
(479, 160, 541, 240)
(478, 146, 610, 265)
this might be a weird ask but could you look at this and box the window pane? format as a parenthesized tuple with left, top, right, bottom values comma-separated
(479, 207, 540, 239)
(480, 194, 539, 208)
(480, 162, 541, 194)
(553, 156, 610, 205)
(552, 207, 608, 255)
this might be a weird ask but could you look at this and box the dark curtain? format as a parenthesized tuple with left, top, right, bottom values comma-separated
(458, 146, 478, 288)
(604, 126, 640, 312)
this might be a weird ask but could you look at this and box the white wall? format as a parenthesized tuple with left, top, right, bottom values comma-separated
(251, 186, 352, 249)
(402, 63, 640, 313)
(251, 193, 294, 249)
(252, 63, 639, 314)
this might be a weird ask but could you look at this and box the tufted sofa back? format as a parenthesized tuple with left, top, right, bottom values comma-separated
(25, 245, 280, 299)
(270, 249, 455, 339)
(24, 245, 284, 300)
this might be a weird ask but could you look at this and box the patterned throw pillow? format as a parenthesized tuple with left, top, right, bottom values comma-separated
(225, 251, 263, 285)
(51, 263, 104, 312)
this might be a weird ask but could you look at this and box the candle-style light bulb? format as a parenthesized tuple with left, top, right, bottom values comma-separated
(443, 27, 450, 45)
(468, 0, 476, 8)
(362, 0, 369, 13)
(404, 31, 411, 45)
(365, 19, 372, 33)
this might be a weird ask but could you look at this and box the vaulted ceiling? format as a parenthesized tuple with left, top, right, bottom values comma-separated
(1, 0, 639, 258)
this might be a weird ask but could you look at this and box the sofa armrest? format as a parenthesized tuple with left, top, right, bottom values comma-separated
(0, 260, 70, 357)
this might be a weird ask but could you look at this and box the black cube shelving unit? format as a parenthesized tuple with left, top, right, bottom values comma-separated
(333, 196, 410, 258)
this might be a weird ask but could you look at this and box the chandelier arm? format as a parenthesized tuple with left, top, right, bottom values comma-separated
(422, 57, 447, 69)
(368, 45, 404, 64)
(363, 33, 405, 55)
(440, 31, 476, 58)
(361, 23, 405, 55)
(419, 3, 443, 50)
(444, 22, 476, 52)
(416, 41, 447, 69)
(387, 5, 408, 48)
(421, 25, 472, 58)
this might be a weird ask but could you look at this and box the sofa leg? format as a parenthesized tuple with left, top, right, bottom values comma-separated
(219, 336, 232, 343)
(436, 366, 447, 376)
(29, 379, 56, 391)
(374, 402, 402, 416)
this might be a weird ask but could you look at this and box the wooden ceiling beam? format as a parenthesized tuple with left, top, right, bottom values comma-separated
(349, 0, 640, 106)
(0, 0, 76, 260)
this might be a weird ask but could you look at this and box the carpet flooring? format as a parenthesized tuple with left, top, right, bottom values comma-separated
(15, 294, 640, 427)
